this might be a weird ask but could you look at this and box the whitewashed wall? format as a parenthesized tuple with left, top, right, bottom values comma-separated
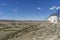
(48, 16, 58, 24)
(48, 17, 51, 21)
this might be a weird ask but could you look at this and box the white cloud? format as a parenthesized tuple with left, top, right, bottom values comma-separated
(50, 6, 60, 10)
(10, 8, 18, 12)
(56, 6, 60, 9)
(50, 6, 56, 10)
(37, 7, 41, 10)
(14, 9, 18, 11)
(10, 8, 18, 14)
(1, 3, 6, 6)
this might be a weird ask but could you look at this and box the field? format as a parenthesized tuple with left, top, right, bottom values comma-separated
(0, 20, 60, 40)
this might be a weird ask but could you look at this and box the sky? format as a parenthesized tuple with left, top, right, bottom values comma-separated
(0, 0, 60, 20)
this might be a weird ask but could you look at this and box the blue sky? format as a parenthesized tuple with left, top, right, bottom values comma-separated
(0, 0, 60, 20)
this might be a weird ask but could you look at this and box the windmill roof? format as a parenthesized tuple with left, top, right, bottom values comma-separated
(50, 13, 58, 16)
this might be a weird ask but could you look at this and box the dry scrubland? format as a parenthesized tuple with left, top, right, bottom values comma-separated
(0, 21, 60, 40)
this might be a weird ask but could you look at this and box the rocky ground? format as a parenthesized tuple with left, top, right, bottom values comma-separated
(0, 22, 60, 40)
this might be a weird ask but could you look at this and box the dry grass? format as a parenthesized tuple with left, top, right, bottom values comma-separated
(0, 21, 60, 40)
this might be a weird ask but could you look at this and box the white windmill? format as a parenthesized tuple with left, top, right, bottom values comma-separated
(48, 6, 60, 24)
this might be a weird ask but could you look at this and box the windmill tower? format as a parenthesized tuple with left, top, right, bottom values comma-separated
(48, 7, 60, 24)
(48, 13, 58, 24)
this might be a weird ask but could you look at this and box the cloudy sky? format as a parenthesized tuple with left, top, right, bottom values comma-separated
(0, 0, 60, 20)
